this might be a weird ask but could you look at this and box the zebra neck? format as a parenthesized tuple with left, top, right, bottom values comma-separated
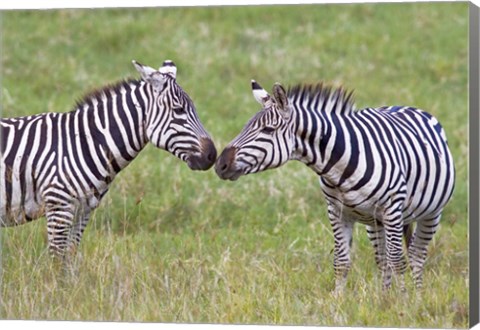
(70, 80, 149, 176)
(292, 107, 357, 182)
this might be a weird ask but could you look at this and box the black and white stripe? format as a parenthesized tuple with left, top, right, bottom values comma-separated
(215, 81, 455, 292)
(1, 60, 216, 259)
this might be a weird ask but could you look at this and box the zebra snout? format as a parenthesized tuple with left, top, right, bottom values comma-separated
(186, 137, 217, 171)
(205, 139, 217, 164)
(215, 147, 241, 180)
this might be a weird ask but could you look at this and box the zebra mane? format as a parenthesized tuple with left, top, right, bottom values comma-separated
(73, 78, 140, 111)
(287, 83, 356, 115)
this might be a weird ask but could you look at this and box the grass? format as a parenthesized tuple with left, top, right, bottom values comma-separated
(0, 3, 469, 328)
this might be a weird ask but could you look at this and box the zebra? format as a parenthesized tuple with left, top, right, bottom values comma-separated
(0, 60, 217, 260)
(215, 80, 455, 292)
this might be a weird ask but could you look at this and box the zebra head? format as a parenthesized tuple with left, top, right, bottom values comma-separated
(133, 60, 216, 171)
(215, 80, 295, 181)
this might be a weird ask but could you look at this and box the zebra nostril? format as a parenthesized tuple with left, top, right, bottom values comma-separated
(214, 159, 228, 174)
(215, 146, 237, 177)
(207, 150, 216, 162)
(201, 138, 217, 164)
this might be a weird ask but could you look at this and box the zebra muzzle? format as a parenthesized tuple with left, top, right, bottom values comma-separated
(186, 137, 217, 171)
(214, 146, 243, 181)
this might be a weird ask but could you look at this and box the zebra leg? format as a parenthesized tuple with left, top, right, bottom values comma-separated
(328, 203, 354, 294)
(70, 206, 92, 252)
(382, 210, 408, 291)
(45, 200, 77, 260)
(407, 215, 441, 290)
(366, 224, 388, 281)
(44, 194, 89, 261)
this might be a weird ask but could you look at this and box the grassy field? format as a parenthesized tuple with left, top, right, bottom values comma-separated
(0, 3, 469, 328)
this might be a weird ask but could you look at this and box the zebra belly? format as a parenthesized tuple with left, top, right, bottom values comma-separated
(0, 197, 45, 227)
(1, 169, 44, 226)
(332, 198, 383, 225)
(320, 184, 446, 227)
(318, 182, 385, 224)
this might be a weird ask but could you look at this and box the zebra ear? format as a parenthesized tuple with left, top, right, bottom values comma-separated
(132, 60, 167, 93)
(132, 60, 156, 79)
(272, 83, 290, 118)
(251, 80, 271, 105)
(159, 60, 177, 79)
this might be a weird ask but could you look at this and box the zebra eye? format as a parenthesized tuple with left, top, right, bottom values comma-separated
(261, 126, 276, 135)
(172, 106, 185, 115)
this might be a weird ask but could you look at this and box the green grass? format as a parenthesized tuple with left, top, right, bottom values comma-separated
(0, 3, 469, 327)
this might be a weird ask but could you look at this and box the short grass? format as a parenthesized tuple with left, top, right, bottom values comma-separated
(0, 3, 469, 328)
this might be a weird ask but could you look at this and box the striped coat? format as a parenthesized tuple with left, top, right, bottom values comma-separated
(1, 60, 216, 259)
(215, 80, 455, 292)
